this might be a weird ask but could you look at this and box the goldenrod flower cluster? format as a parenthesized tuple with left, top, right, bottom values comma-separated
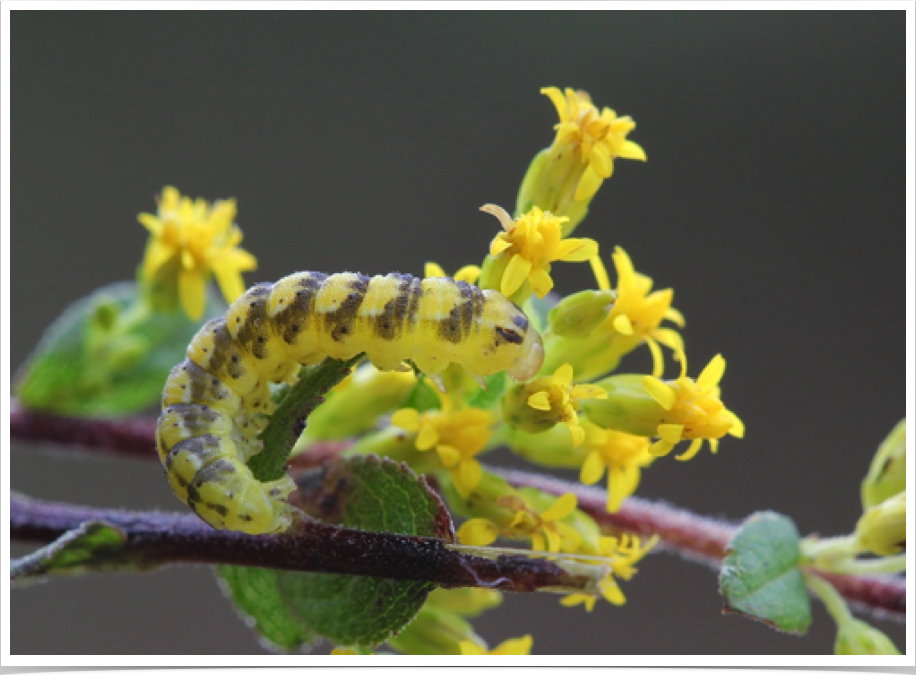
(316, 88, 746, 644)
(138, 186, 256, 320)
(136, 87, 747, 655)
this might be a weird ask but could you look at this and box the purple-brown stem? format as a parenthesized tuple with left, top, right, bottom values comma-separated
(9, 401, 905, 621)
(10, 492, 596, 594)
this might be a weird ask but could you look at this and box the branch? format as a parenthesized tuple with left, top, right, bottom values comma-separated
(10, 492, 600, 595)
(9, 401, 905, 622)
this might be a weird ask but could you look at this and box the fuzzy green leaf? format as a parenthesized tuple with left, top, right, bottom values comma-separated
(719, 511, 812, 635)
(14, 281, 225, 417)
(247, 356, 362, 482)
(218, 456, 453, 650)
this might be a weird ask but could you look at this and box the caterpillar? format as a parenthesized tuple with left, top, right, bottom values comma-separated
(156, 271, 545, 535)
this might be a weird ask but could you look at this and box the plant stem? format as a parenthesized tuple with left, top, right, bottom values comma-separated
(9, 400, 905, 622)
(9, 492, 602, 596)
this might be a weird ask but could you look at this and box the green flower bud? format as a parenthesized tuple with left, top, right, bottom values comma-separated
(296, 364, 416, 447)
(862, 419, 906, 511)
(342, 426, 439, 473)
(426, 587, 503, 618)
(548, 289, 616, 339)
(501, 378, 564, 435)
(477, 252, 511, 297)
(515, 147, 591, 236)
(855, 491, 906, 557)
(503, 424, 587, 468)
(581, 375, 665, 438)
(835, 619, 901, 655)
(387, 606, 481, 656)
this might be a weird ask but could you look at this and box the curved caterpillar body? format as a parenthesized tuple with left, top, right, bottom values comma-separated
(156, 271, 544, 535)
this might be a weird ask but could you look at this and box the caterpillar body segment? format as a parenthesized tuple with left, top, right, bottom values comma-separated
(157, 271, 545, 535)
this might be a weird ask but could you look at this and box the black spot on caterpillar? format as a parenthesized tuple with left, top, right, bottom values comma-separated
(157, 271, 545, 534)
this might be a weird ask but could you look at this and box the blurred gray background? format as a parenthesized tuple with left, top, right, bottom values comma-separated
(11, 11, 904, 655)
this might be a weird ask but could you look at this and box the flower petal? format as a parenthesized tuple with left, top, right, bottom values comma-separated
(457, 518, 500, 546)
(574, 166, 604, 202)
(527, 391, 552, 411)
(416, 423, 440, 450)
(454, 265, 481, 284)
(612, 314, 634, 336)
(528, 267, 554, 298)
(458, 458, 483, 494)
(212, 263, 246, 305)
(436, 444, 462, 467)
(698, 354, 726, 389)
(540, 492, 577, 522)
(675, 438, 704, 461)
(541, 87, 569, 121)
(391, 408, 420, 431)
(424, 261, 447, 278)
(642, 376, 676, 410)
(580, 449, 606, 485)
(589, 255, 611, 292)
(501, 254, 533, 298)
(617, 139, 647, 161)
(178, 268, 207, 321)
(555, 237, 600, 262)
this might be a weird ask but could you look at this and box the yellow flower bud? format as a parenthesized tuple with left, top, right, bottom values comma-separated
(855, 491, 906, 557)
(295, 363, 416, 448)
(501, 364, 605, 446)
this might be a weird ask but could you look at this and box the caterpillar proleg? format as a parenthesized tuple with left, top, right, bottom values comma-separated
(156, 271, 545, 534)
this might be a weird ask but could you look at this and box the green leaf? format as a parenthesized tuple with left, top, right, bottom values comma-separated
(402, 377, 441, 413)
(719, 511, 812, 635)
(247, 356, 361, 482)
(11, 521, 130, 583)
(14, 281, 225, 417)
(218, 456, 454, 650)
(217, 566, 317, 651)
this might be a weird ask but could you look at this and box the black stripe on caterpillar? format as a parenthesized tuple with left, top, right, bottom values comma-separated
(156, 271, 545, 534)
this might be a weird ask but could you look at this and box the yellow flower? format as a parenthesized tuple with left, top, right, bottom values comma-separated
(594, 247, 685, 377)
(458, 491, 582, 553)
(540, 247, 683, 381)
(138, 186, 257, 320)
(641, 354, 745, 460)
(482, 204, 598, 300)
(425, 261, 481, 285)
(460, 635, 533, 655)
(391, 395, 494, 498)
(578, 421, 654, 512)
(522, 364, 607, 446)
(541, 87, 646, 202)
(560, 533, 657, 611)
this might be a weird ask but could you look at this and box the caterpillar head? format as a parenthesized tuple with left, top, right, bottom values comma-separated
(479, 291, 545, 381)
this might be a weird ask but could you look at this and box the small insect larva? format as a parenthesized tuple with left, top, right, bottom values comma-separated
(156, 271, 545, 535)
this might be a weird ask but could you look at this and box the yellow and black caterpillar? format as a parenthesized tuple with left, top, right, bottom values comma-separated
(156, 271, 545, 535)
